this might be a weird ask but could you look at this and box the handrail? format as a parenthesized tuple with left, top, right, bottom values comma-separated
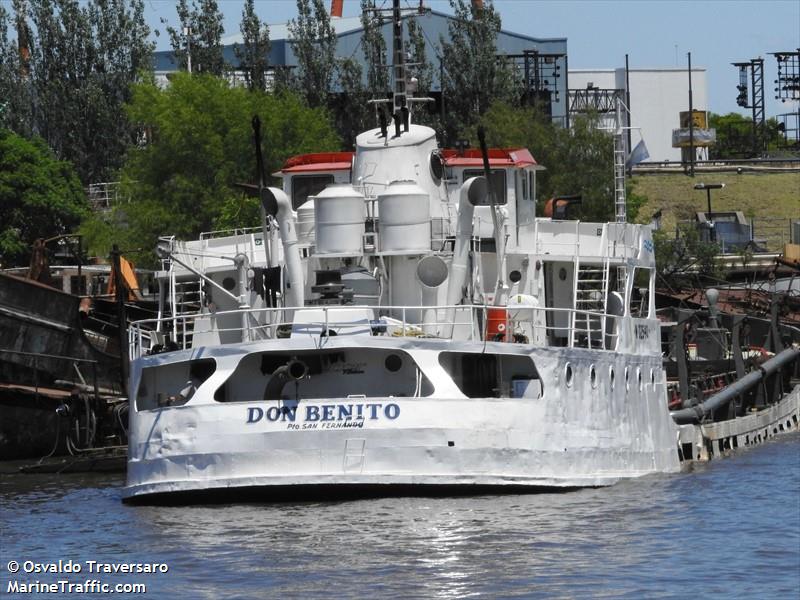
(127, 303, 641, 359)
(0, 348, 99, 363)
(0, 347, 102, 405)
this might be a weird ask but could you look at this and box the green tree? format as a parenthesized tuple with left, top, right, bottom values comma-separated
(234, 0, 270, 91)
(406, 15, 437, 128)
(360, 0, 388, 95)
(81, 74, 340, 265)
(439, 0, 517, 140)
(4, 0, 152, 183)
(709, 112, 785, 159)
(332, 57, 372, 148)
(472, 102, 645, 223)
(0, 128, 88, 267)
(653, 226, 724, 289)
(84, 0, 154, 181)
(407, 16, 432, 95)
(165, 0, 225, 76)
(288, 0, 336, 108)
(0, 2, 31, 134)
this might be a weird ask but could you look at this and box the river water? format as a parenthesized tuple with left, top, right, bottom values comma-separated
(2, 433, 799, 599)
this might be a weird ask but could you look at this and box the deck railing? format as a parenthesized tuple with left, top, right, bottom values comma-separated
(128, 304, 631, 359)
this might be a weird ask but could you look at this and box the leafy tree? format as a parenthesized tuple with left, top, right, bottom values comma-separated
(3, 0, 152, 184)
(164, 0, 225, 76)
(0, 128, 88, 267)
(360, 0, 388, 95)
(472, 102, 645, 223)
(288, 0, 336, 108)
(81, 74, 340, 265)
(709, 112, 785, 159)
(234, 0, 270, 91)
(84, 0, 153, 181)
(439, 0, 517, 140)
(406, 16, 432, 96)
(0, 2, 32, 134)
(406, 15, 437, 127)
(653, 226, 724, 289)
(332, 57, 372, 148)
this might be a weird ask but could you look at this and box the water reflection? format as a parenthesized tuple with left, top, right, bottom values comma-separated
(1, 433, 798, 598)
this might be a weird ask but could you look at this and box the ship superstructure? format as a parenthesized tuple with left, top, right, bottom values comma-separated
(122, 2, 681, 501)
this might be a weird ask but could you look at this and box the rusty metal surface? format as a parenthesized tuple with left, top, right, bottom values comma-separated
(0, 272, 123, 394)
(658, 287, 800, 325)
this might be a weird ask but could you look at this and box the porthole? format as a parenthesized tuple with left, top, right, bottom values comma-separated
(385, 354, 403, 372)
(565, 363, 573, 388)
(429, 151, 444, 183)
(609, 367, 615, 390)
(222, 277, 236, 291)
(624, 367, 630, 391)
(590, 364, 597, 389)
(558, 268, 568, 281)
(637, 368, 643, 392)
(650, 368, 656, 385)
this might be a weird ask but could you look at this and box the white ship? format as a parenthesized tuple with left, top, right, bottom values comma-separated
(122, 7, 681, 502)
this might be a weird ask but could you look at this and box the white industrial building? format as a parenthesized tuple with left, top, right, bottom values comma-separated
(569, 67, 709, 163)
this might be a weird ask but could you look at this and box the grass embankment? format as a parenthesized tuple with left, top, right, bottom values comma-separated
(631, 171, 800, 251)
(632, 172, 799, 231)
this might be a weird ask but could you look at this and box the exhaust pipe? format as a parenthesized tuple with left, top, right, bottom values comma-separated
(263, 358, 309, 400)
(286, 358, 309, 380)
(442, 176, 486, 338)
(260, 187, 305, 309)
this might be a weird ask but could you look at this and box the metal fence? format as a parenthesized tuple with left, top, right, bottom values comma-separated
(674, 218, 799, 253)
(87, 182, 128, 211)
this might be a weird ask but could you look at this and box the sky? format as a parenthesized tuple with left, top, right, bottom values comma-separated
(5, 0, 799, 117)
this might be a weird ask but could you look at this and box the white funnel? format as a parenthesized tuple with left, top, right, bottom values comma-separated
(416, 255, 448, 335)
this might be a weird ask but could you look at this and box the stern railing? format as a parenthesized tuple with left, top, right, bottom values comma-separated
(127, 304, 640, 359)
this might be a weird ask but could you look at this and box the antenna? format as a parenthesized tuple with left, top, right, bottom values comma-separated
(391, 0, 405, 115)
(365, 0, 433, 129)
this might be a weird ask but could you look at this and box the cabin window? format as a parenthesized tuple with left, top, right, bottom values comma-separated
(516, 170, 535, 225)
(439, 352, 540, 398)
(463, 169, 507, 204)
(629, 267, 653, 318)
(136, 358, 216, 411)
(291, 174, 334, 210)
(215, 349, 432, 402)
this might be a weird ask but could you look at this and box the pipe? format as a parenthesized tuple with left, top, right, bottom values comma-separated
(263, 359, 309, 401)
(235, 253, 250, 342)
(264, 188, 305, 309)
(443, 176, 485, 338)
(420, 285, 438, 335)
(477, 127, 507, 305)
(670, 346, 800, 424)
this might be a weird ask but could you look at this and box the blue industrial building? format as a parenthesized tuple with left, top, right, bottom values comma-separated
(153, 10, 569, 124)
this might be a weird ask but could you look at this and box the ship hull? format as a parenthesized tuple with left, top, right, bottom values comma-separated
(123, 339, 681, 501)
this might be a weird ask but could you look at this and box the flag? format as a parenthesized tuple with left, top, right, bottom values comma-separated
(626, 138, 650, 169)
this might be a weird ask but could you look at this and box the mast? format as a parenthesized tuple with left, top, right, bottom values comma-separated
(366, 0, 430, 127)
(391, 0, 406, 116)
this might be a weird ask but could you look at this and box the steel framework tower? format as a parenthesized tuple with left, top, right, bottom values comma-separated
(771, 49, 800, 148)
(733, 58, 766, 156)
